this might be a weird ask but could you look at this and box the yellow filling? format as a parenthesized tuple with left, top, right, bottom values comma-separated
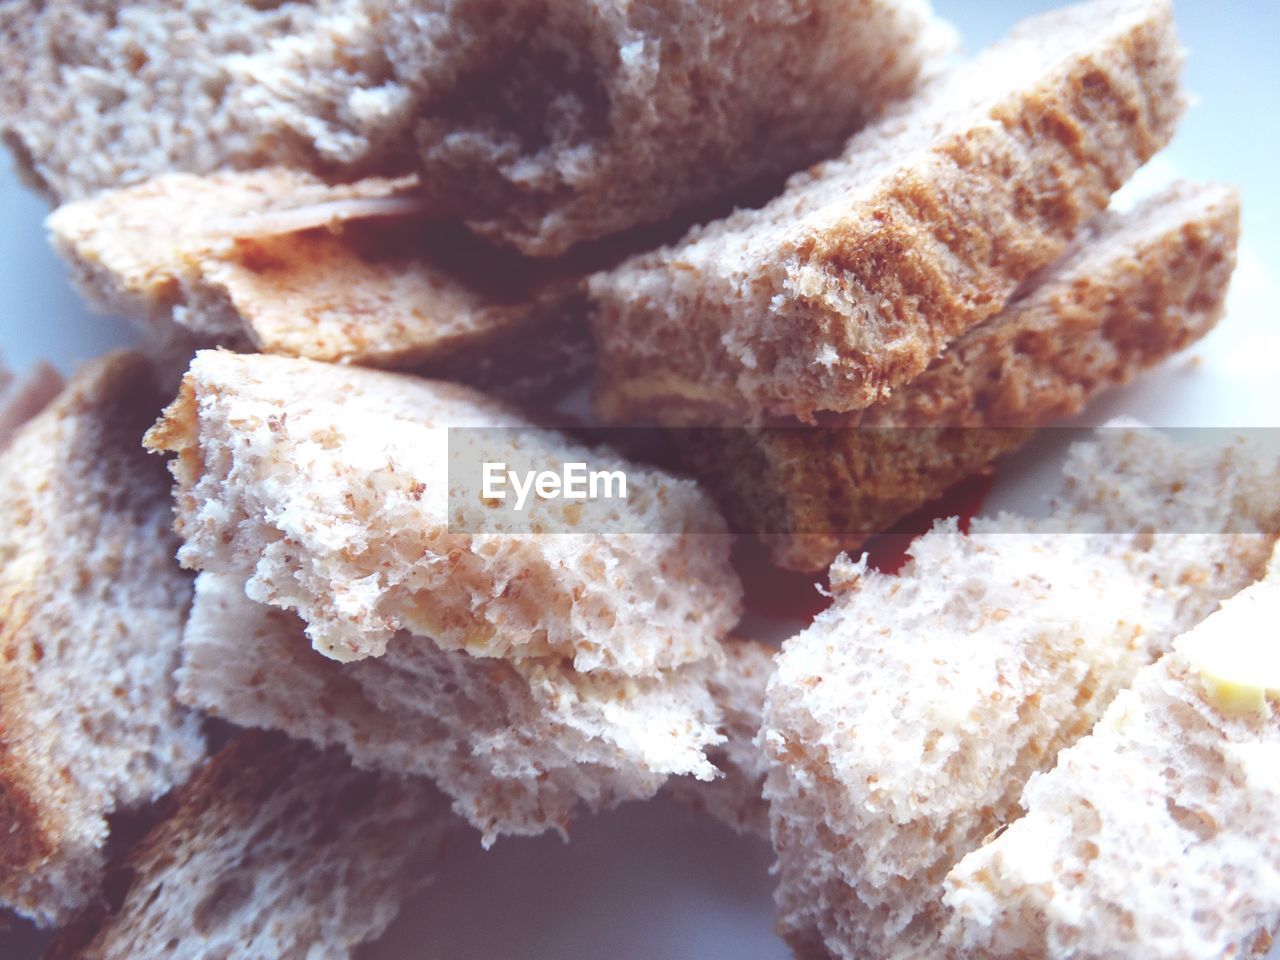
(1179, 580, 1280, 716)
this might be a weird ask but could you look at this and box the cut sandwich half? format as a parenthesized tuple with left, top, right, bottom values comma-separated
(145, 351, 744, 840)
(762, 427, 1280, 959)
(45, 732, 457, 960)
(145, 350, 741, 672)
(679, 180, 1239, 571)
(0, 352, 205, 927)
(943, 545, 1280, 959)
(590, 0, 1184, 424)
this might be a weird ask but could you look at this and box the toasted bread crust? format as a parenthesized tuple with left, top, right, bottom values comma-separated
(0, 361, 63, 451)
(863, 182, 1239, 429)
(0, 741, 53, 879)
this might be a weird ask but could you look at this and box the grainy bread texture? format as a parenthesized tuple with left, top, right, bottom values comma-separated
(45, 732, 457, 960)
(0, 1, 406, 198)
(48, 171, 430, 354)
(0, 352, 205, 927)
(590, 0, 1184, 425)
(388, 0, 955, 254)
(146, 350, 741, 672)
(666, 639, 775, 838)
(857, 182, 1238, 429)
(762, 428, 1280, 959)
(0, 358, 62, 451)
(682, 180, 1240, 571)
(178, 573, 723, 842)
(47, 169, 594, 396)
(943, 548, 1280, 960)
(2, 0, 953, 255)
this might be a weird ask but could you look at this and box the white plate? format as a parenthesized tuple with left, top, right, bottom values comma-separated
(1, 2, 1277, 957)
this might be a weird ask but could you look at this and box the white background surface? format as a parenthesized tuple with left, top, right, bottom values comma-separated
(1, 2, 1277, 958)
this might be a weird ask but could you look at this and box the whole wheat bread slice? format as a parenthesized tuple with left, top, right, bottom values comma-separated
(145, 350, 741, 673)
(178, 573, 723, 843)
(0, 352, 205, 927)
(2, 0, 953, 255)
(943, 547, 1280, 960)
(45, 731, 457, 960)
(46, 169, 595, 398)
(682, 180, 1240, 571)
(590, 0, 1184, 425)
(762, 427, 1280, 959)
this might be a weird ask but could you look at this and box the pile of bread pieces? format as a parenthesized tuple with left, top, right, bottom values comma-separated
(1, 0, 1276, 957)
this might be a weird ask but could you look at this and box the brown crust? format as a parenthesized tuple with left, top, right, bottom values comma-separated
(0, 344, 58, 870)
(0, 357, 143, 884)
(0, 363, 64, 452)
(200, 223, 590, 372)
(142, 372, 204, 549)
(141, 371, 197, 453)
(864, 185, 1240, 429)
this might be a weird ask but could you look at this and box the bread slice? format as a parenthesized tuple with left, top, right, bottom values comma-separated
(943, 548, 1280, 959)
(3, 0, 953, 255)
(666, 639, 775, 838)
(178, 572, 722, 843)
(762, 427, 1280, 959)
(390, 0, 956, 255)
(146, 350, 741, 673)
(46, 169, 594, 398)
(0, 1, 405, 199)
(590, 0, 1184, 425)
(682, 180, 1240, 571)
(0, 352, 205, 927)
(48, 171, 432, 355)
(45, 732, 456, 960)
(0, 358, 62, 451)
